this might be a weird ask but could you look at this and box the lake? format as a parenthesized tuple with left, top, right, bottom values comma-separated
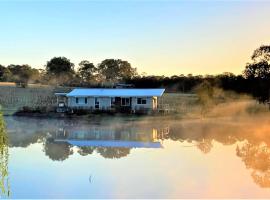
(2, 115, 270, 198)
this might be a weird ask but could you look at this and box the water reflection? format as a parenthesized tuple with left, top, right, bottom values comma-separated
(237, 142, 270, 188)
(50, 122, 168, 159)
(0, 114, 9, 198)
(5, 115, 270, 192)
(6, 117, 168, 160)
(44, 141, 73, 161)
(165, 117, 270, 189)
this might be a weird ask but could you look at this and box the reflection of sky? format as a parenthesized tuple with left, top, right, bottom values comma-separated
(6, 115, 270, 198)
(8, 141, 270, 198)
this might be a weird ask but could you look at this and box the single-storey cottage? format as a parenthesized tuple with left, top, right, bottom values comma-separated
(55, 88, 165, 113)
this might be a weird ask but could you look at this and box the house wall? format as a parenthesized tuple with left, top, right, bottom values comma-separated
(131, 97, 154, 110)
(67, 97, 111, 110)
(97, 97, 111, 110)
(68, 97, 95, 109)
(67, 96, 158, 111)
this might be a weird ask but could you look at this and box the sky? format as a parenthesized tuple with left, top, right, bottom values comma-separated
(0, 1, 270, 76)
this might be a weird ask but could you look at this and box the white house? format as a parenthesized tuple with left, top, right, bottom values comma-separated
(55, 88, 165, 113)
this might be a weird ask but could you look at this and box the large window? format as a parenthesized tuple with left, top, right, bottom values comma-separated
(76, 97, 87, 105)
(121, 98, 130, 106)
(137, 98, 147, 104)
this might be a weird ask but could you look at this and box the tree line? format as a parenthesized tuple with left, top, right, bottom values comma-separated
(0, 58, 138, 87)
(1, 44, 270, 102)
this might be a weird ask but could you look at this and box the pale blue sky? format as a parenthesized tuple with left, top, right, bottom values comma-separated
(0, 1, 270, 75)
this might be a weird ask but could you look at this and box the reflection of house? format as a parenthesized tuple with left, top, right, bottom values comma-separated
(55, 88, 165, 113)
(53, 125, 169, 148)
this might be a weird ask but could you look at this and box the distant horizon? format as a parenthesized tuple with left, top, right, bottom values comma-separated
(1, 1, 270, 76)
(0, 56, 247, 77)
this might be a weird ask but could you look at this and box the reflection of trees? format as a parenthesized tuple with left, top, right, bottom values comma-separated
(7, 115, 270, 189)
(97, 147, 130, 159)
(8, 133, 42, 148)
(167, 119, 270, 188)
(197, 139, 213, 154)
(236, 142, 270, 188)
(78, 147, 95, 156)
(43, 141, 73, 161)
(43, 144, 130, 159)
(0, 114, 9, 197)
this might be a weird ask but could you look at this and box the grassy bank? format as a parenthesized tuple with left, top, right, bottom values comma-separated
(0, 83, 199, 115)
(0, 83, 267, 117)
(0, 84, 73, 115)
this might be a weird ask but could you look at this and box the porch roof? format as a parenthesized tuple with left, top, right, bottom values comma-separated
(66, 88, 165, 97)
(55, 92, 68, 96)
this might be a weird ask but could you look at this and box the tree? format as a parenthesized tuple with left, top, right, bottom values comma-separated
(97, 59, 137, 82)
(46, 57, 74, 75)
(45, 57, 75, 85)
(78, 60, 97, 83)
(194, 80, 215, 116)
(244, 45, 270, 79)
(243, 45, 270, 102)
(251, 45, 270, 63)
(244, 61, 270, 79)
(0, 65, 11, 82)
(0, 112, 9, 197)
(7, 64, 38, 87)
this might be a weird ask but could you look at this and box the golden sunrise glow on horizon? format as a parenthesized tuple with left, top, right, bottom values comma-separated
(0, 1, 270, 76)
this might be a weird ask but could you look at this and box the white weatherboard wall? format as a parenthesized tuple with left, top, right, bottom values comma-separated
(65, 88, 165, 111)
(68, 97, 111, 110)
(131, 97, 153, 110)
(97, 97, 111, 110)
(67, 96, 157, 110)
(68, 97, 95, 109)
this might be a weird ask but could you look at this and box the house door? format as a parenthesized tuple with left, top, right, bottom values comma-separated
(95, 97, 100, 109)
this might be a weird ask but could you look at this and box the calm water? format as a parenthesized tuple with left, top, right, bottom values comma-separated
(2, 115, 270, 198)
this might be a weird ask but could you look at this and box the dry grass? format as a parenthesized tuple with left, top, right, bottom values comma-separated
(160, 93, 199, 114)
(0, 83, 73, 115)
(0, 82, 264, 117)
(0, 83, 197, 115)
(0, 82, 51, 88)
(0, 86, 55, 114)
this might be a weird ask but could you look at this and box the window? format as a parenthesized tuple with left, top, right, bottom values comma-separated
(95, 97, 99, 109)
(58, 102, 65, 107)
(111, 97, 115, 108)
(121, 98, 130, 106)
(137, 98, 147, 104)
(111, 97, 115, 104)
(76, 97, 87, 105)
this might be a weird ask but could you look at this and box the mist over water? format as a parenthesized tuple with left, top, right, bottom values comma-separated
(2, 104, 270, 198)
